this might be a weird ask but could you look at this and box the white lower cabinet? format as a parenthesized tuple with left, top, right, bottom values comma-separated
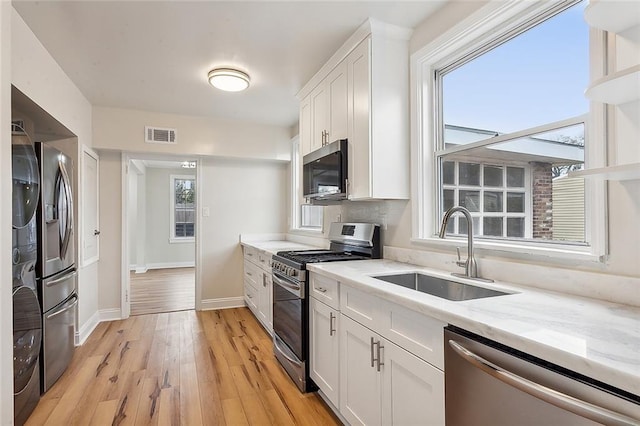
(309, 296, 340, 406)
(340, 314, 445, 426)
(242, 245, 273, 334)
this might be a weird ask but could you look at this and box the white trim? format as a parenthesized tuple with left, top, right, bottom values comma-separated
(80, 145, 100, 267)
(144, 261, 195, 270)
(121, 153, 130, 319)
(75, 310, 100, 346)
(200, 297, 246, 311)
(410, 0, 607, 261)
(195, 159, 203, 310)
(99, 308, 123, 322)
(169, 174, 196, 241)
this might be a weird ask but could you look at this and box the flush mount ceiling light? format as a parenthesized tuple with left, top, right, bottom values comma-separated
(207, 68, 250, 92)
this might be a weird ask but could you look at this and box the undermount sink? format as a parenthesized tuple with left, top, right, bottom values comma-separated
(372, 272, 512, 301)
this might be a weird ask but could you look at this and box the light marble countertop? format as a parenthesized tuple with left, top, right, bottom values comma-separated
(307, 259, 640, 397)
(240, 240, 322, 256)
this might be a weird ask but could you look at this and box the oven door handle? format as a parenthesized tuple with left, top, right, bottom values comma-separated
(272, 272, 303, 298)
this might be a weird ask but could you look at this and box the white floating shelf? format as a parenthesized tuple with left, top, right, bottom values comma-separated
(584, 0, 640, 34)
(568, 163, 640, 181)
(585, 65, 640, 105)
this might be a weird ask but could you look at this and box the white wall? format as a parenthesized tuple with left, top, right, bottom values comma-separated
(98, 151, 123, 311)
(143, 167, 195, 268)
(0, 3, 13, 423)
(93, 106, 291, 161)
(199, 158, 288, 301)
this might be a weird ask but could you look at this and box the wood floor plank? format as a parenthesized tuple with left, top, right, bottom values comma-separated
(26, 308, 340, 426)
(221, 398, 250, 426)
(89, 400, 120, 426)
(130, 268, 195, 316)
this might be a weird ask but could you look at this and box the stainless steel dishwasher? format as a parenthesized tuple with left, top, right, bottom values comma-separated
(444, 327, 640, 425)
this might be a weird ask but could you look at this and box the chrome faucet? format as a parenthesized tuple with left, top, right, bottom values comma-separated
(439, 206, 491, 282)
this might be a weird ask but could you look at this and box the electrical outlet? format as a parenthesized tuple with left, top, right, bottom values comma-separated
(202, 206, 210, 217)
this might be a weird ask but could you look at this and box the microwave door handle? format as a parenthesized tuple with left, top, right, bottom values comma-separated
(448, 340, 639, 426)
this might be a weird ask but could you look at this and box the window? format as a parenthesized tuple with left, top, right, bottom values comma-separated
(291, 137, 323, 231)
(413, 0, 606, 258)
(170, 175, 195, 242)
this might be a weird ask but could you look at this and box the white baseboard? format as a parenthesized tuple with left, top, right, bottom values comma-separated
(144, 261, 195, 270)
(99, 308, 122, 322)
(135, 267, 148, 274)
(200, 296, 246, 311)
(76, 310, 100, 346)
(75, 308, 121, 346)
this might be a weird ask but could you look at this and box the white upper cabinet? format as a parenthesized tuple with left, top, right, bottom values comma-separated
(298, 19, 411, 199)
(300, 61, 348, 156)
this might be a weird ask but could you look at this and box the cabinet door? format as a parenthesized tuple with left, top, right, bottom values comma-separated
(340, 315, 382, 426)
(347, 37, 371, 200)
(257, 272, 273, 334)
(311, 84, 328, 152)
(309, 297, 340, 406)
(382, 340, 445, 426)
(300, 96, 313, 156)
(327, 60, 348, 142)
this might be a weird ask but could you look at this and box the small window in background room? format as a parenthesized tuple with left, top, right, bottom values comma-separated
(171, 175, 195, 240)
(292, 137, 324, 231)
(435, 0, 588, 245)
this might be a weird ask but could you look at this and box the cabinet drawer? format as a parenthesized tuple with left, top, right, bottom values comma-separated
(341, 285, 379, 330)
(243, 245, 260, 264)
(245, 282, 258, 313)
(243, 260, 261, 288)
(310, 273, 340, 309)
(256, 251, 272, 271)
(379, 299, 445, 370)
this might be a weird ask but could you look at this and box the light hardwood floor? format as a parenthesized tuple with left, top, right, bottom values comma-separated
(26, 308, 341, 425)
(130, 268, 195, 316)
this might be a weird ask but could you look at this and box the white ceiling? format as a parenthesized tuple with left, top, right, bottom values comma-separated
(13, 1, 445, 128)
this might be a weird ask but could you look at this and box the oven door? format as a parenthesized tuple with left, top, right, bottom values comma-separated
(272, 271, 304, 361)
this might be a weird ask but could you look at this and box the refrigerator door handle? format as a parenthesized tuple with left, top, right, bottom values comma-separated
(58, 160, 74, 260)
(45, 270, 77, 287)
(45, 296, 78, 320)
(448, 340, 639, 426)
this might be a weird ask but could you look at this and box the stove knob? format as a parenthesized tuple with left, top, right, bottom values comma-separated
(287, 267, 294, 276)
(291, 269, 298, 278)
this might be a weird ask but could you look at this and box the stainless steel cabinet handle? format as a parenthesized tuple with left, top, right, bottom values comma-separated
(247, 272, 253, 277)
(329, 312, 336, 336)
(370, 337, 375, 368)
(376, 341, 384, 372)
(46, 297, 78, 320)
(316, 286, 327, 293)
(263, 274, 267, 287)
(46, 270, 77, 287)
(448, 340, 640, 426)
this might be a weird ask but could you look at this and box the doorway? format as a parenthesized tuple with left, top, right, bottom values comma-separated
(123, 156, 199, 316)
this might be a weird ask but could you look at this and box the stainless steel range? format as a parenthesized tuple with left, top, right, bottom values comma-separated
(271, 222, 381, 392)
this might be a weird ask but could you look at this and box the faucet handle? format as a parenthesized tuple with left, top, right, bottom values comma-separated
(455, 247, 466, 268)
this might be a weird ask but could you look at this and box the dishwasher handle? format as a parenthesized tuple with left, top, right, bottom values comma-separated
(448, 340, 639, 426)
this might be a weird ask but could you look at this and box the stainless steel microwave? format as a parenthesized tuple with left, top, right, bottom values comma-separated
(303, 139, 348, 201)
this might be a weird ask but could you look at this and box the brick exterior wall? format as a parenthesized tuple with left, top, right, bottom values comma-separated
(531, 162, 553, 239)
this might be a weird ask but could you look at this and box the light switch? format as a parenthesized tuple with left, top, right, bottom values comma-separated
(202, 206, 210, 217)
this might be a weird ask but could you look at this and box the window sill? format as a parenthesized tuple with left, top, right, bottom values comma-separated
(410, 236, 605, 265)
(169, 237, 195, 244)
(289, 227, 324, 236)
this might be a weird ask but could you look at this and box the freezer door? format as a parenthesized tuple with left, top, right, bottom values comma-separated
(40, 268, 77, 313)
(41, 294, 77, 392)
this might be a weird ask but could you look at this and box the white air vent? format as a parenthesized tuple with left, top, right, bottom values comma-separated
(145, 126, 177, 144)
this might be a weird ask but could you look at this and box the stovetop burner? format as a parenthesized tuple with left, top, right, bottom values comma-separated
(276, 249, 367, 264)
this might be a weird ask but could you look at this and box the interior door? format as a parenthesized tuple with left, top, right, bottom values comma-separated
(81, 147, 99, 266)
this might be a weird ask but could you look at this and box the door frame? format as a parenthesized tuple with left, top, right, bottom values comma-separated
(80, 145, 100, 267)
(120, 153, 202, 318)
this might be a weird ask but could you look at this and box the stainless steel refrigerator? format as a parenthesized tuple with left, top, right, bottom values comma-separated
(35, 142, 78, 393)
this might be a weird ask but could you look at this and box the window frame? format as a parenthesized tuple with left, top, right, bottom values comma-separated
(410, 0, 608, 262)
(290, 137, 324, 233)
(169, 174, 196, 243)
